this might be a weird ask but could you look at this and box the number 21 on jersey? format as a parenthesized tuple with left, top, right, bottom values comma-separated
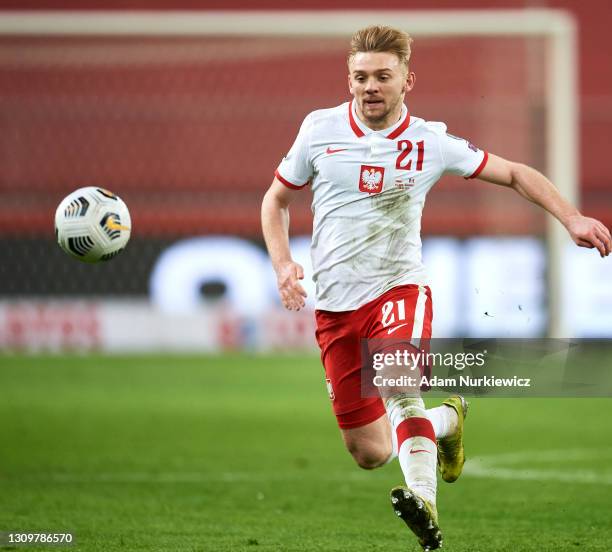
(396, 140, 425, 171)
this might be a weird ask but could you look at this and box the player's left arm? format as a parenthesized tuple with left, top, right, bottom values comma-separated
(476, 153, 612, 257)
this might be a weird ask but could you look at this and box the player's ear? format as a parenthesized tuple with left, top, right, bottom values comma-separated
(348, 73, 354, 95)
(404, 71, 416, 93)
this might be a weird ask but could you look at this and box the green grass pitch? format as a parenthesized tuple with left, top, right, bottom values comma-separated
(1, 354, 611, 551)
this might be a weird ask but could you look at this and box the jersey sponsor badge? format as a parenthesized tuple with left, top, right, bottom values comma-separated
(359, 165, 385, 194)
(447, 132, 479, 152)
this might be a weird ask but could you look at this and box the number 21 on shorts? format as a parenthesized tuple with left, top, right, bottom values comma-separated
(381, 299, 406, 328)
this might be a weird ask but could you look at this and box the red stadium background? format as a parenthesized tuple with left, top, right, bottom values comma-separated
(0, 0, 610, 241)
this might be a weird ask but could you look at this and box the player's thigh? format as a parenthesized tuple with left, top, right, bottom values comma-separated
(315, 309, 387, 431)
(340, 413, 392, 468)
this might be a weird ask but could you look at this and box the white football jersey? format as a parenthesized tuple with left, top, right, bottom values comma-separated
(276, 100, 488, 312)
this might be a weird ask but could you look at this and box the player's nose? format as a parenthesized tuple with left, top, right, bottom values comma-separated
(364, 78, 379, 92)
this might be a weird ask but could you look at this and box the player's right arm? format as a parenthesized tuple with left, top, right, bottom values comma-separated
(261, 178, 307, 311)
(263, 113, 314, 311)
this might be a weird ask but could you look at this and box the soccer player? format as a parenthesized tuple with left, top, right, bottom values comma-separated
(261, 25, 611, 550)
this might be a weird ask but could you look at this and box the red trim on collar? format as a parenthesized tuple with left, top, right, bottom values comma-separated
(348, 101, 411, 139)
(386, 110, 411, 139)
(348, 101, 365, 137)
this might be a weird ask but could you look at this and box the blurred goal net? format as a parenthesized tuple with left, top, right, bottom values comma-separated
(0, 10, 578, 339)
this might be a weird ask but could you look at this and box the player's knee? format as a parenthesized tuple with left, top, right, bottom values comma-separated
(347, 443, 392, 470)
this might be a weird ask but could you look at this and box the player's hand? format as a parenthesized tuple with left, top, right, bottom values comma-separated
(565, 214, 611, 257)
(275, 261, 308, 311)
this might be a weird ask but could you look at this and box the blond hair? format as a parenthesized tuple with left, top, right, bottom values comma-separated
(348, 25, 413, 70)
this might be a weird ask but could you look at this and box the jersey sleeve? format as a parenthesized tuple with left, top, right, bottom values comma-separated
(435, 123, 488, 179)
(275, 114, 314, 189)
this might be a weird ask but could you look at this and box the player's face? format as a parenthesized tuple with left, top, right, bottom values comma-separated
(348, 52, 415, 130)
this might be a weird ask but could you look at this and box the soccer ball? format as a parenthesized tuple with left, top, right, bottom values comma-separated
(55, 187, 131, 263)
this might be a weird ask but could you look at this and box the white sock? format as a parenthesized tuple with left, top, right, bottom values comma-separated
(386, 394, 437, 506)
(427, 404, 459, 439)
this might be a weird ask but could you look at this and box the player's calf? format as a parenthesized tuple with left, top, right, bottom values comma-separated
(347, 445, 392, 470)
(385, 394, 438, 506)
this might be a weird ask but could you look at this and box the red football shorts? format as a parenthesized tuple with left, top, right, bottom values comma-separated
(315, 284, 433, 430)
